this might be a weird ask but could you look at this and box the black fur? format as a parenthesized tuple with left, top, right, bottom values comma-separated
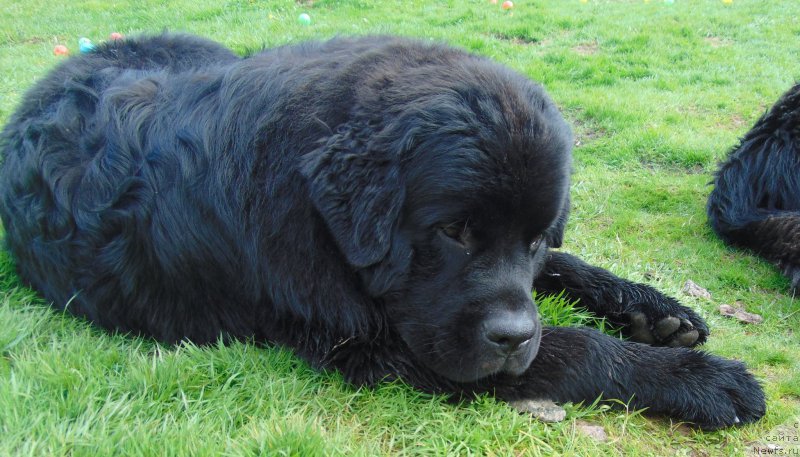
(708, 83, 800, 290)
(0, 34, 764, 428)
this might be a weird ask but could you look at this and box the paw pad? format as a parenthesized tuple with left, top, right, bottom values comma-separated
(627, 312, 701, 347)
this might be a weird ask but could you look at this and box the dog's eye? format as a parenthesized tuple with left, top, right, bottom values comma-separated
(439, 223, 469, 247)
(529, 235, 544, 252)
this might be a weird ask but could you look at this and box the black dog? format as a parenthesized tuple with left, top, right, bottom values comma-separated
(708, 83, 800, 290)
(0, 34, 764, 429)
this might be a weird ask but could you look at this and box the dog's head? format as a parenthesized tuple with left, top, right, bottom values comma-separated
(302, 45, 572, 383)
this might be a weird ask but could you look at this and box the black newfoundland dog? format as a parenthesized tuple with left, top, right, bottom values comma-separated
(708, 83, 800, 290)
(0, 34, 764, 429)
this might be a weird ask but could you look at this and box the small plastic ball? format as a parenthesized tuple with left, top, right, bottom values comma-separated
(489, 0, 498, 4)
(53, 45, 69, 56)
(664, 0, 674, 3)
(78, 38, 95, 54)
(110, 32, 124, 40)
(501, 0, 513, 9)
(298, 13, 311, 25)
(722, 0, 732, 3)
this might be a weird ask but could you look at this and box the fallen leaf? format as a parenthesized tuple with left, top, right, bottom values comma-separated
(683, 280, 712, 299)
(719, 303, 763, 324)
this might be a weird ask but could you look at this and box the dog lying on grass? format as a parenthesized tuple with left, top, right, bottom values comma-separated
(708, 82, 800, 291)
(0, 33, 765, 429)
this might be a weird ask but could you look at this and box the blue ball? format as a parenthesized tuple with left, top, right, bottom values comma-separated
(78, 38, 95, 53)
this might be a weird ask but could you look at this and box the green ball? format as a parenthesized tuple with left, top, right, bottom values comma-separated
(298, 13, 311, 25)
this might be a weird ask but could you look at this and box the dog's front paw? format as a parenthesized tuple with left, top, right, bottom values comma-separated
(656, 350, 766, 429)
(615, 286, 708, 347)
(626, 308, 707, 347)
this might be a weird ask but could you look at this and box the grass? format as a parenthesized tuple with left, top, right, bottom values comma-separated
(1, 0, 799, 455)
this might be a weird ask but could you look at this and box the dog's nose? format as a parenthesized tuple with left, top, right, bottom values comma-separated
(483, 310, 538, 355)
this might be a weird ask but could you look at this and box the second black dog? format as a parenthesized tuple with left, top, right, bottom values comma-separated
(708, 83, 800, 290)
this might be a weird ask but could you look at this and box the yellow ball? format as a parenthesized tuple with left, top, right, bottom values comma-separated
(722, 0, 732, 3)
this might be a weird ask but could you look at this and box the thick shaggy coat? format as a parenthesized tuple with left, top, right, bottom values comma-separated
(0, 34, 765, 428)
(708, 83, 800, 289)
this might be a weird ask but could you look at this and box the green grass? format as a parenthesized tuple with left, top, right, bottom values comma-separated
(2, 0, 800, 455)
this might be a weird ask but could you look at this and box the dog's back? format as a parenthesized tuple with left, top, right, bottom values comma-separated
(0, 34, 239, 334)
(0, 33, 473, 343)
(4, 34, 238, 131)
(707, 83, 800, 287)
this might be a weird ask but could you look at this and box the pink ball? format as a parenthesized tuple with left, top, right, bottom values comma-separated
(53, 45, 69, 56)
(110, 32, 124, 40)
(502, 0, 513, 9)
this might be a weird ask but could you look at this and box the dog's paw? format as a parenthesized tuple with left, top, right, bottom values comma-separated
(618, 292, 708, 347)
(666, 352, 766, 430)
(626, 310, 707, 347)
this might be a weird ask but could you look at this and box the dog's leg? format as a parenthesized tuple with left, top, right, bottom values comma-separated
(533, 251, 708, 347)
(729, 214, 800, 292)
(490, 326, 764, 429)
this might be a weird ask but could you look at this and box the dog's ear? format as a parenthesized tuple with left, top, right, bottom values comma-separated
(545, 194, 570, 248)
(300, 121, 405, 268)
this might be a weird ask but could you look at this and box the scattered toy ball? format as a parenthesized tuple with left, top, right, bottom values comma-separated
(78, 37, 95, 53)
(489, 0, 498, 4)
(109, 32, 124, 40)
(298, 13, 311, 25)
(501, 0, 514, 9)
(722, 0, 732, 3)
(664, 0, 674, 3)
(53, 45, 69, 56)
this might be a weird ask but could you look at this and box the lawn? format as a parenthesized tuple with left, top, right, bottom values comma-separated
(1, 0, 799, 455)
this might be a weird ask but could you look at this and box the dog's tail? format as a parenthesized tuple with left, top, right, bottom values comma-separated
(707, 83, 800, 273)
